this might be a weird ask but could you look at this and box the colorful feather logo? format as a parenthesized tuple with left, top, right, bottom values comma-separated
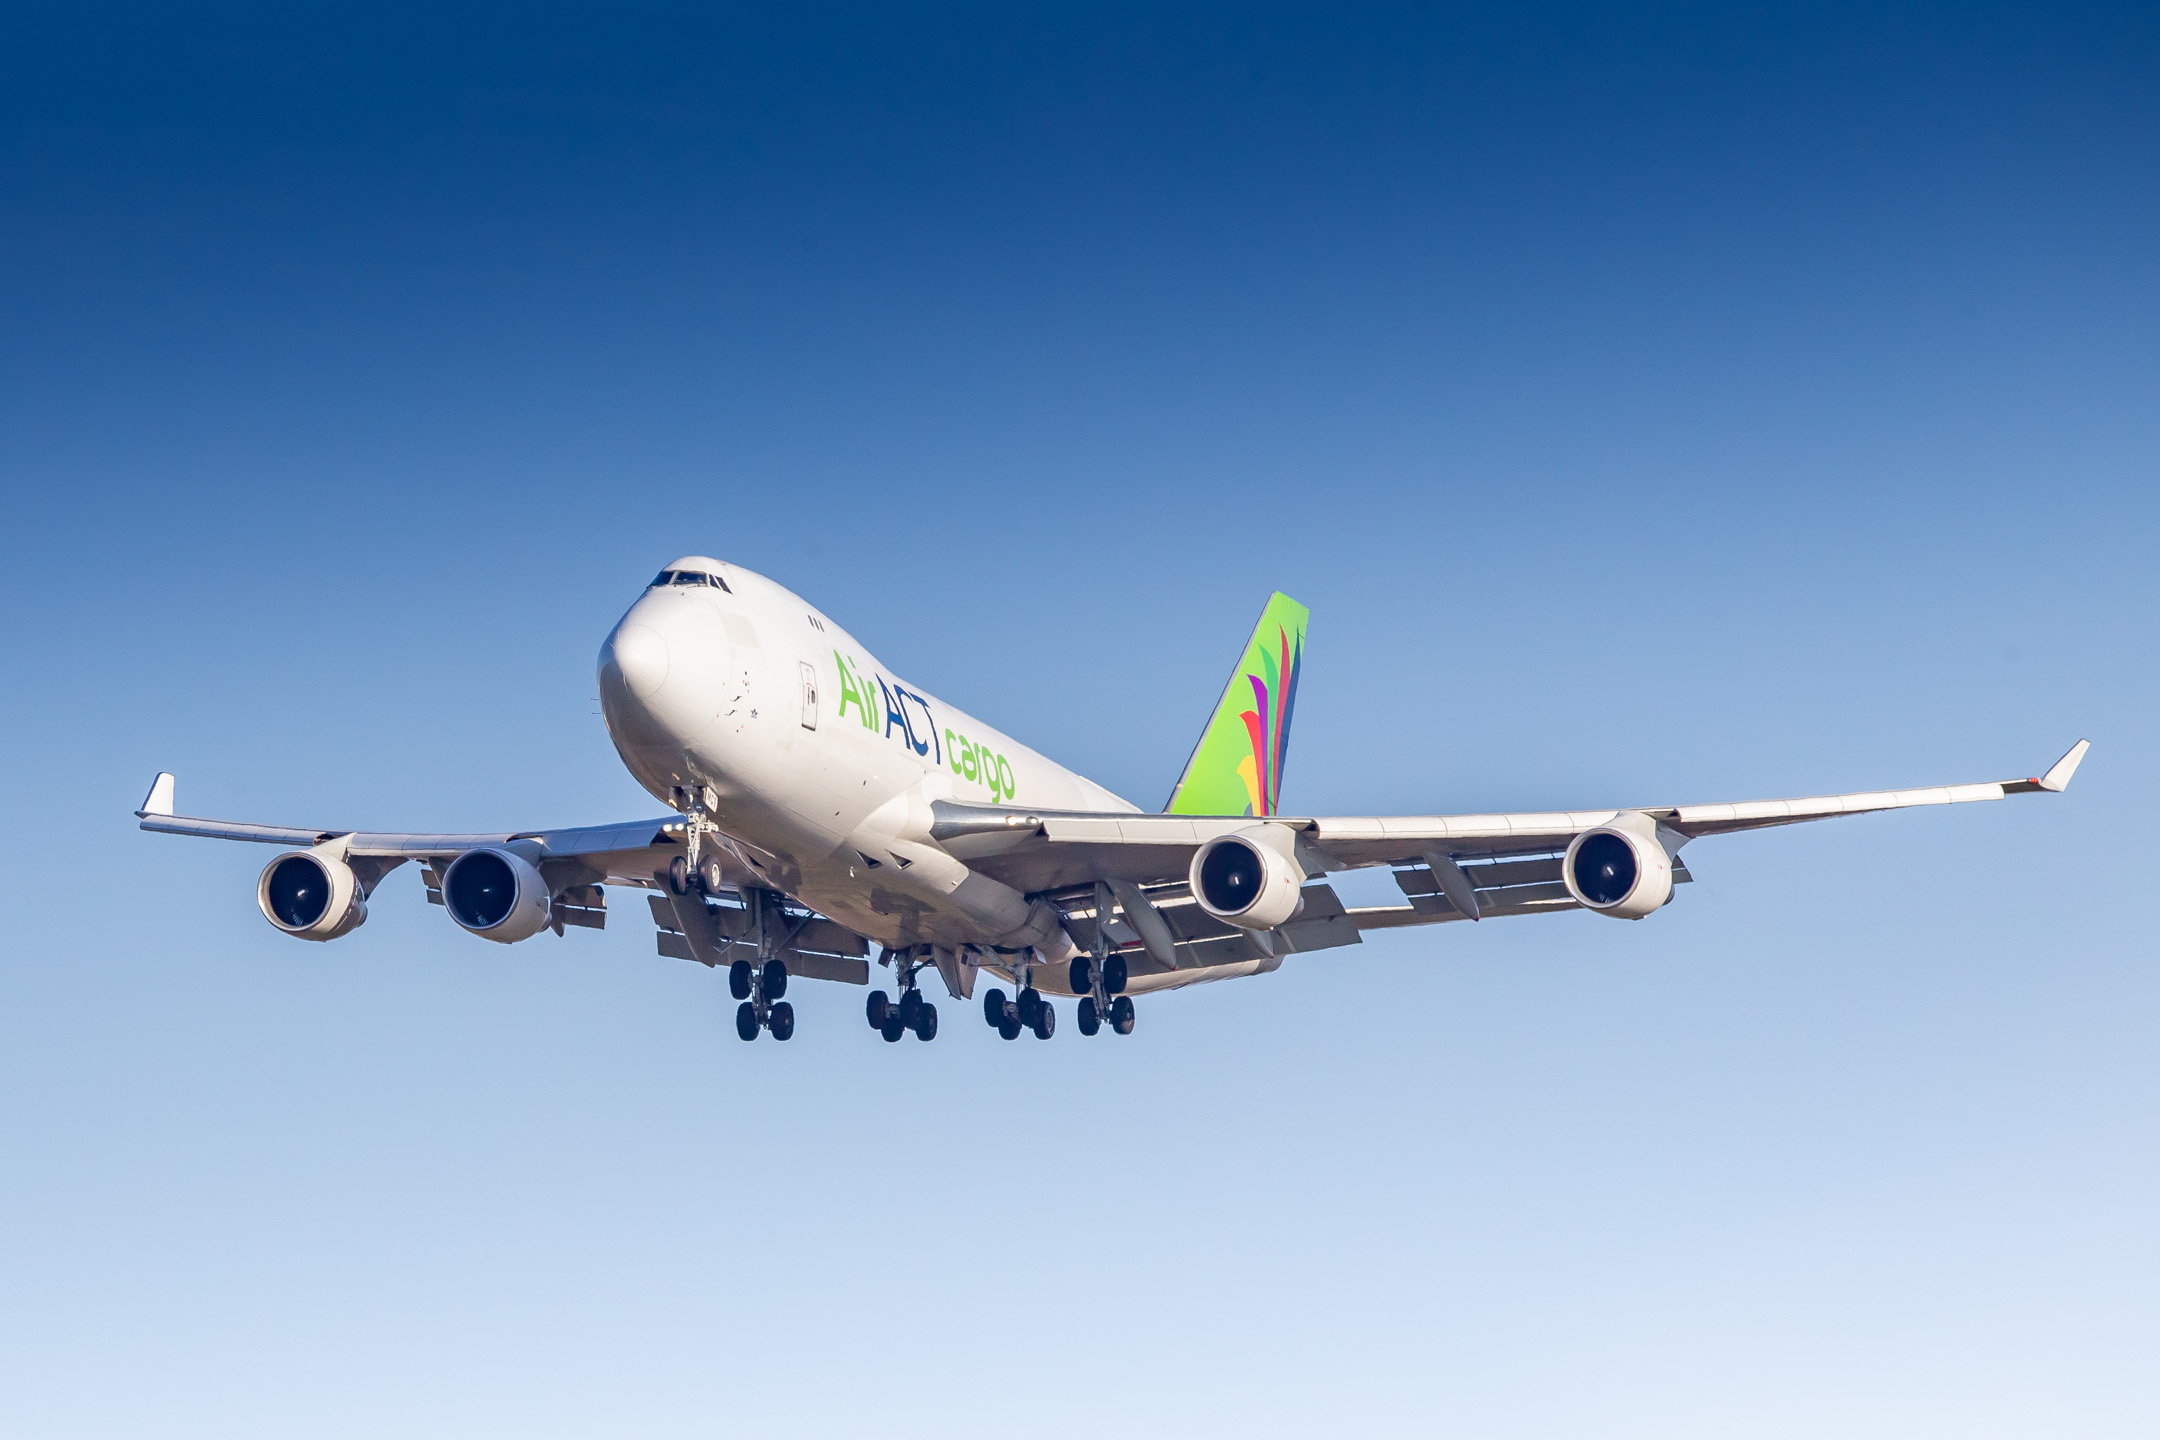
(1232, 626, 1301, 815)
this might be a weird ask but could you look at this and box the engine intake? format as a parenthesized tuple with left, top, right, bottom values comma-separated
(257, 850, 368, 941)
(441, 847, 554, 943)
(1189, 826, 1306, 930)
(1562, 823, 1674, 920)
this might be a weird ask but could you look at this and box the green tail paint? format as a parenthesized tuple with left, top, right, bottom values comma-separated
(1164, 592, 1309, 816)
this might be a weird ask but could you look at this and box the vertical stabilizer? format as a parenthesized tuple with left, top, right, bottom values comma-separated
(1165, 593, 1309, 816)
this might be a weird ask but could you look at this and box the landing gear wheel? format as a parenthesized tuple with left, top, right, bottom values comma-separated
(1069, 956, 1093, 993)
(729, 959, 753, 1000)
(899, 990, 924, 1028)
(1077, 995, 1101, 1035)
(1031, 1001, 1055, 1040)
(760, 958, 789, 1000)
(667, 855, 693, 896)
(866, 990, 891, 1029)
(913, 1003, 938, 1041)
(768, 1001, 795, 1041)
(697, 853, 726, 895)
(1109, 995, 1135, 1035)
(982, 988, 1009, 1029)
(1017, 987, 1043, 1027)
(1103, 955, 1128, 994)
(881, 1016, 907, 1043)
(998, 1016, 1022, 1041)
(735, 1001, 760, 1041)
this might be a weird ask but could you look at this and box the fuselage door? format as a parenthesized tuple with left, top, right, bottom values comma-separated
(799, 661, 819, 730)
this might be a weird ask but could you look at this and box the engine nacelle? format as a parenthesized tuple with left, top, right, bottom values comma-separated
(1562, 824, 1675, 920)
(441, 846, 554, 943)
(1189, 826, 1306, 930)
(258, 850, 368, 941)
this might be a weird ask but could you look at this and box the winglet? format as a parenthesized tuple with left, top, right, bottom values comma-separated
(138, 772, 175, 818)
(2038, 739, 2089, 793)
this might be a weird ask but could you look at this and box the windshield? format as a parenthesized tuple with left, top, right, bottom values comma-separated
(649, 569, 731, 592)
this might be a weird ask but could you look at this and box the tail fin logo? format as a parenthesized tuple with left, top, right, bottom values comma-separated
(1164, 592, 1309, 817)
(1233, 626, 1301, 815)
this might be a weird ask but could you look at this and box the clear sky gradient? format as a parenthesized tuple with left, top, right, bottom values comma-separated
(2, 5, 2155, 1436)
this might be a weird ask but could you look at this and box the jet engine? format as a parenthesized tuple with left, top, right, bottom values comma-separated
(1188, 826, 1306, 930)
(441, 846, 554, 943)
(1562, 824, 1675, 920)
(258, 850, 368, 941)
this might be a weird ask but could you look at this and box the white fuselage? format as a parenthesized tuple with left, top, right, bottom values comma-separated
(597, 558, 1136, 954)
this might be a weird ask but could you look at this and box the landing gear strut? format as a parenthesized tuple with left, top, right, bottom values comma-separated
(866, 946, 938, 1043)
(982, 947, 1056, 1040)
(1069, 882, 1135, 1036)
(728, 888, 794, 1042)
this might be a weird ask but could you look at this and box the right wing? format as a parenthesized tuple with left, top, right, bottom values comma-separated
(135, 774, 869, 982)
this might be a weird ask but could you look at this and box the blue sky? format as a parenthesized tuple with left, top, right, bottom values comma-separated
(2, 5, 2155, 1435)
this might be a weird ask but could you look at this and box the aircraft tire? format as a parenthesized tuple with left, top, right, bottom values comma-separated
(697, 854, 726, 895)
(1077, 996, 1101, 1035)
(768, 1001, 795, 1041)
(1017, 987, 1042, 1026)
(761, 959, 788, 1000)
(1103, 955, 1128, 994)
(881, 1016, 907, 1043)
(667, 856, 693, 895)
(982, 988, 1008, 1029)
(729, 960, 753, 1000)
(735, 1002, 760, 1041)
(1110, 995, 1135, 1035)
(866, 990, 891, 1029)
(1031, 1002, 1055, 1040)
(1068, 957, 1093, 994)
(914, 1003, 938, 1041)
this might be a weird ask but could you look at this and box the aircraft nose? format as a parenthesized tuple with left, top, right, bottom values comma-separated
(606, 623, 670, 700)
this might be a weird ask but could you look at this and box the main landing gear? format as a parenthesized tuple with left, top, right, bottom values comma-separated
(1068, 951, 1135, 1036)
(865, 947, 938, 1043)
(981, 948, 1057, 1040)
(730, 953, 794, 1042)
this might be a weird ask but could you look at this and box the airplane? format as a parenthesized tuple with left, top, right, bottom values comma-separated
(138, 556, 2090, 1045)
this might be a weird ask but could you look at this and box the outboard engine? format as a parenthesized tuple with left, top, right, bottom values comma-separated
(1562, 822, 1676, 920)
(440, 846, 554, 943)
(1188, 825, 1306, 930)
(258, 850, 369, 941)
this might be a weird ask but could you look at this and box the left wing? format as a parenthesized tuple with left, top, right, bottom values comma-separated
(932, 741, 2090, 977)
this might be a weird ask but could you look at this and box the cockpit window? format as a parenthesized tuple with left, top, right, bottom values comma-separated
(648, 569, 733, 592)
